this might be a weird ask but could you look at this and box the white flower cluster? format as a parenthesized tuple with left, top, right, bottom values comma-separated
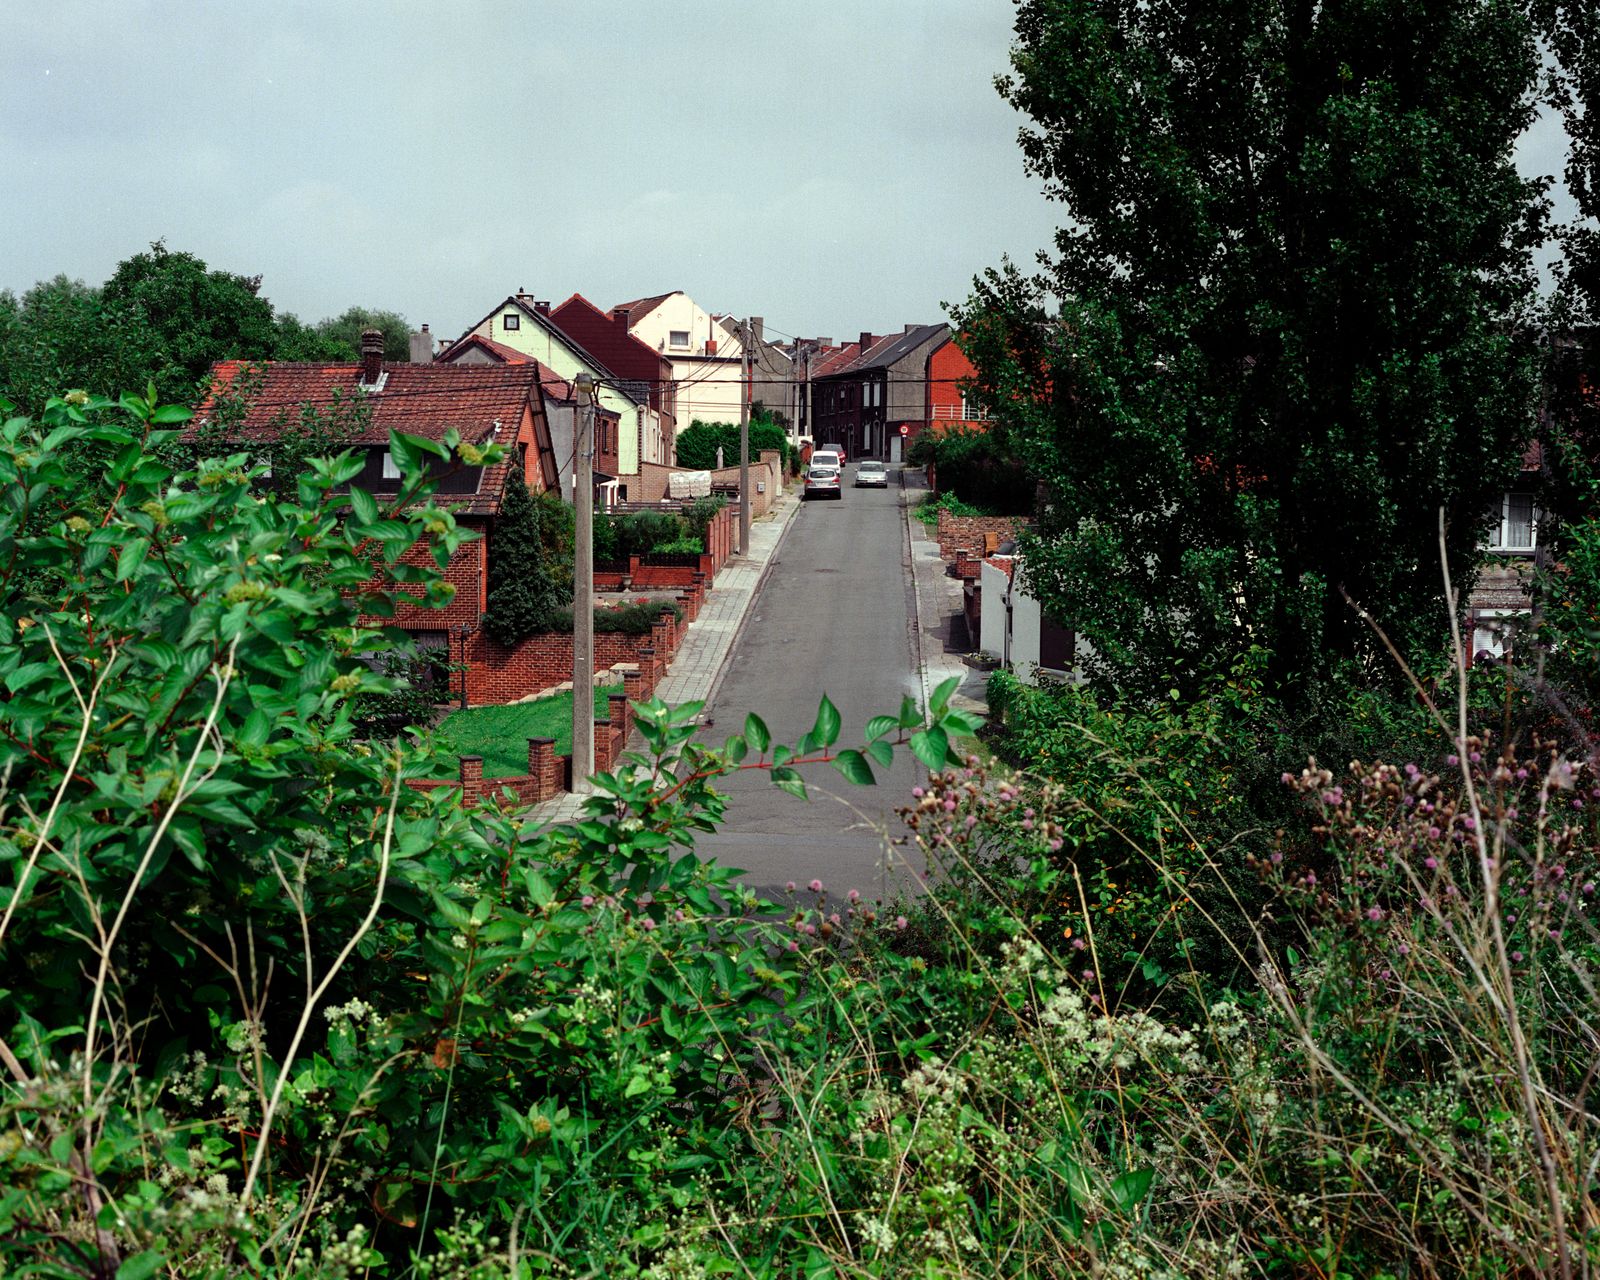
(322, 997, 380, 1027)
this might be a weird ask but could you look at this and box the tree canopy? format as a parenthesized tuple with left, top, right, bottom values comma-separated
(959, 0, 1550, 704)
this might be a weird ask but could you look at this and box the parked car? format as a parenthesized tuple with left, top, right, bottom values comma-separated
(817, 442, 846, 461)
(804, 466, 843, 500)
(810, 449, 842, 472)
(854, 459, 888, 488)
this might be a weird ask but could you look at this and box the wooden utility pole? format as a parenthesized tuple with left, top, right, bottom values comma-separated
(572, 372, 596, 793)
(739, 318, 752, 555)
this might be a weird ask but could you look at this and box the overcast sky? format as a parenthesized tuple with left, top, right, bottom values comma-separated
(0, 2, 1579, 346)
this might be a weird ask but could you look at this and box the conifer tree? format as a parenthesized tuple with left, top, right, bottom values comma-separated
(483, 471, 562, 644)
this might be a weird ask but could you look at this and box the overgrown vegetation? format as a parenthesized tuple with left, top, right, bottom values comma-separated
(911, 490, 1001, 528)
(907, 424, 1032, 515)
(430, 684, 624, 776)
(674, 410, 794, 473)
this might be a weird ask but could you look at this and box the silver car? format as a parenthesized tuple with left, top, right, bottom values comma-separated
(854, 460, 888, 488)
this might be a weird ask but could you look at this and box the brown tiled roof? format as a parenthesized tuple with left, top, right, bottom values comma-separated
(436, 332, 535, 366)
(194, 361, 554, 516)
(611, 291, 678, 323)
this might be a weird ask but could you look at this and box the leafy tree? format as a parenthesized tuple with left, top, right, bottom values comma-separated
(674, 412, 791, 471)
(482, 470, 564, 642)
(101, 240, 282, 394)
(959, 0, 1550, 704)
(0, 275, 168, 413)
(313, 305, 413, 362)
(1536, 0, 1600, 322)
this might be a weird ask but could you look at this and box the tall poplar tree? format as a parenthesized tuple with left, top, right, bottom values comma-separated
(959, 0, 1551, 703)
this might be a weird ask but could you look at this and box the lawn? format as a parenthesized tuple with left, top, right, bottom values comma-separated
(429, 684, 623, 778)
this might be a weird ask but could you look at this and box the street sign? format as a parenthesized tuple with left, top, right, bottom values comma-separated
(899, 424, 910, 437)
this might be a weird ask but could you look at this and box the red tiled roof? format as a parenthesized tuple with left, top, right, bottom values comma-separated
(196, 361, 543, 447)
(610, 291, 678, 323)
(812, 342, 860, 378)
(436, 332, 534, 366)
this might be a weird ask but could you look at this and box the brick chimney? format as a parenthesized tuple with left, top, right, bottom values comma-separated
(534, 300, 551, 316)
(408, 323, 432, 364)
(859, 331, 875, 352)
(360, 329, 384, 384)
(611, 308, 630, 328)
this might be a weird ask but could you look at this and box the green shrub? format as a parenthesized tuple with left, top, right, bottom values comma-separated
(911, 489, 995, 527)
(482, 470, 564, 643)
(909, 423, 1031, 513)
(675, 412, 792, 472)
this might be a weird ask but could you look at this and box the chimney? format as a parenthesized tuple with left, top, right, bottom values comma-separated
(534, 300, 551, 316)
(859, 331, 875, 352)
(705, 338, 718, 356)
(750, 316, 764, 345)
(611, 308, 630, 328)
(408, 323, 433, 365)
(816, 337, 833, 348)
(360, 329, 384, 384)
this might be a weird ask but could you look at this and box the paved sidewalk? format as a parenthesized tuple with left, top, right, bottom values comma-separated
(523, 488, 804, 824)
(899, 466, 990, 720)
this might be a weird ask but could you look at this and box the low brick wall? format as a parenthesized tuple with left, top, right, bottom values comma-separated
(935, 510, 1031, 563)
(461, 607, 686, 705)
(409, 673, 648, 807)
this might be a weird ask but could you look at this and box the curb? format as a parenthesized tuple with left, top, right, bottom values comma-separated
(700, 487, 805, 717)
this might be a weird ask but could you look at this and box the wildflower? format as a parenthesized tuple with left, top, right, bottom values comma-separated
(1447, 753, 1459, 766)
(639, 917, 656, 932)
(1506, 808, 1519, 821)
(581, 895, 595, 908)
(894, 916, 908, 930)
(1424, 856, 1438, 871)
(912, 786, 924, 799)
(786, 940, 799, 952)
(1428, 827, 1441, 841)
(1512, 951, 1525, 963)
(1397, 943, 1410, 956)
(808, 878, 823, 893)
(1469, 751, 1482, 764)
(1405, 763, 1419, 777)
(847, 888, 860, 902)
(1366, 906, 1383, 922)
(1584, 882, 1595, 896)
(1270, 850, 1283, 864)
(785, 881, 796, 893)
(1071, 937, 1086, 951)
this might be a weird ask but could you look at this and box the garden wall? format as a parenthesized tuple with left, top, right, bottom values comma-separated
(935, 510, 1031, 563)
(410, 672, 650, 806)
(460, 602, 691, 705)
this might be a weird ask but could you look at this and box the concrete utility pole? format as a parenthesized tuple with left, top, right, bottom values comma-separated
(738, 318, 752, 556)
(571, 372, 596, 794)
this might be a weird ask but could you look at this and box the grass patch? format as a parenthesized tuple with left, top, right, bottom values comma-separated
(429, 684, 623, 777)
(911, 490, 996, 527)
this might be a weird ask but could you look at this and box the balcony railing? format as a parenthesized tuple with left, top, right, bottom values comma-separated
(930, 404, 990, 422)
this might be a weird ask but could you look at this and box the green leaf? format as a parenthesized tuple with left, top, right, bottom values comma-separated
(724, 734, 748, 765)
(865, 738, 894, 768)
(898, 693, 922, 728)
(831, 748, 875, 786)
(1109, 1167, 1154, 1214)
(115, 537, 149, 582)
(770, 765, 807, 800)
(864, 714, 899, 742)
(116, 1251, 166, 1280)
(909, 727, 950, 772)
(929, 675, 959, 717)
(811, 695, 841, 748)
(744, 712, 770, 753)
(348, 486, 379, 525)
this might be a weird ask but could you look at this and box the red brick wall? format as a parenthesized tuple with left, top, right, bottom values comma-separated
(935, 510, 1030, 562)
(359, 524, 487, 631)
(461, 611, 683, 705)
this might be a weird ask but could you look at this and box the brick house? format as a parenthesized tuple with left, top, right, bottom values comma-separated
(448, 293, 665, 501)
(919, 333, 990, 451)
(195, 335, 559, 669)
(546, 292, 678, 466)
(435, 331, 622, 500)
(810, 324, 949, 461)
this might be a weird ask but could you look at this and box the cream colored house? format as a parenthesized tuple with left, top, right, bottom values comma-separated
(612, 291, 744, 427)
(450, 295, 665, 489)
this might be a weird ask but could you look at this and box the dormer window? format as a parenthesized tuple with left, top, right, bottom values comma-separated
(1489, 492, 1537, 553)
(503, 312, 521, 332)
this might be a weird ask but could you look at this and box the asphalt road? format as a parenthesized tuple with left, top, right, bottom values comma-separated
(694, 467, 929, 903)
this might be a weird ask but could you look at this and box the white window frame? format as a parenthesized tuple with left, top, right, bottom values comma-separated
(669, 329, 690, 349)
(381, 450, 401, 481)
(1470, 609, 1527, 662)
(1488, 491, 1538, 553)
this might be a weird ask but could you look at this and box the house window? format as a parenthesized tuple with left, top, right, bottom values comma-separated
(503, 312, 521, 331)
(381, 450, 401, 481)
(1471, 611, 1525, 662)
(1490, 492, 1537, 552)
(669, 330, 690, 348)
